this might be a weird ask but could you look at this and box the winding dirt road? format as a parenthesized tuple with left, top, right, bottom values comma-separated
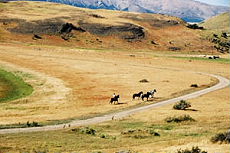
(0, 71, 229, 134)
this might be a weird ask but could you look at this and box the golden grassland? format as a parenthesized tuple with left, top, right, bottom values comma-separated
(0, 43, 229, 152)
(0, 43, 222, 125)
(0, 1, 229, 152)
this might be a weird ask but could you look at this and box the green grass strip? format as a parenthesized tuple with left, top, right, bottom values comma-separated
(0, 68, 33, 102)
(170, 56, 230, 64)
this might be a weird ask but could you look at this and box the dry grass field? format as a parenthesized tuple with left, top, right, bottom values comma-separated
(0, 42, 229, 152)
(0, 1, 229, 153)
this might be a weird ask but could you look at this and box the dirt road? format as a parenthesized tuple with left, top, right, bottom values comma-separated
(0, 71, 229, 134)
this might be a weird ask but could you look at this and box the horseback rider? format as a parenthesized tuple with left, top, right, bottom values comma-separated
(112, 93, 116, 98)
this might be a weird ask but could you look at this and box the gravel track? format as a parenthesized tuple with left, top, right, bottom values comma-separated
(0, 71, 229, 134)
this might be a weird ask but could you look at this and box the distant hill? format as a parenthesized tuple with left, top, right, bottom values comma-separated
(26, 0, 229, 22)
(200, 12, 230, 32)
(0, 1, 217, 53)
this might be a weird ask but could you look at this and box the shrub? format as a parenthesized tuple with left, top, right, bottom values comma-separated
(71, 127, 96, 135)
(121, 128, 160, 138)
(148, 129, 160, 136)
(139, 79, 149, 83)
(190, 84, 198, 88)
(173, 100, 191, 110)
(186, 24, 204, 30)
(211, 131, 230, 143)
(176, 146, 207, 153)
(26, 121, 41, 127)
(165, 115, 195, 123)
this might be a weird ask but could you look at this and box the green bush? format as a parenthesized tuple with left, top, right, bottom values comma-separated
(211, 131, 230, 143)
(71, 127, 96, 135)
(165, 115, 195, 123)
(121, 128, 160, 139)
(26, 121, 41, 127)
(176, 146, 207, 153)
(173, 100, 191, 110)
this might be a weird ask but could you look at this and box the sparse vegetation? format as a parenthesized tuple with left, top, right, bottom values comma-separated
(211, 33, 230, 53)
(170, 56, 230, 64)
(71, 127, 97, 135)
(176, 146, 207, 153)
(165, 115, 195, 123)
(173, 100, 191, 110)
(121, 128, 160, 139)
(211, 131, 230, 144)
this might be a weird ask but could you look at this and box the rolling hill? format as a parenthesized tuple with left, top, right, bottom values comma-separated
(200, 12, 230, 32)
(0, 1, 216, 53)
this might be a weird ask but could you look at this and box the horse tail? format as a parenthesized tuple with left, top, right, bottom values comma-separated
(132, 94, 135, 99)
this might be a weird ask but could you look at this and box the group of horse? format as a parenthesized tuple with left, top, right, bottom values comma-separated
(110, 89, 157, 104)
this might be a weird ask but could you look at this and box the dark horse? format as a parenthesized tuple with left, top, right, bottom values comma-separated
(141, 92, 151, 101)
(132, 91, 143, 100)
(141, 89, 157, 101)
(110, 95, 120, 104)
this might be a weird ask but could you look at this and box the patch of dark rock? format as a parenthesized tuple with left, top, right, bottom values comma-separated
(0, 18, 26, 25)
(60, 22, 85, 34)
(33, 34, 42, 40)
(78, 22, 145, 41)
(1, 18, 85, 37)
(89, 14, 105, 18)
(168, 47, 181, 51)
(129, 54, 135, 57)
(151, 40, 158, 45)
(96, 38, 102, 43)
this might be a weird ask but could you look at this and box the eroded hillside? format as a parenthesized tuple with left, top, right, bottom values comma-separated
(0, 1, 216, 53)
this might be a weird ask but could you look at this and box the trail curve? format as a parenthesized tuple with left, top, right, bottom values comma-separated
(0, 72, 229, 134)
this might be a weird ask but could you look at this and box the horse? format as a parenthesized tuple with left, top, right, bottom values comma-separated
(142, 89, 157, 101)
(132, 91, 143, 100)
(148, 89, 157, 98)
(110, 95, 120, 104)
(141, 92, 151, 101)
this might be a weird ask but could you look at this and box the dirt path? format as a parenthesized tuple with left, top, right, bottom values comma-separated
(0, 71, 229, 134)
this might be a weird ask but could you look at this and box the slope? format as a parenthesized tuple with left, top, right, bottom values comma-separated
(0, 1, 216, 53)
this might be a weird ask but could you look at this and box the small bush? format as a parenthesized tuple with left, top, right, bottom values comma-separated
(71, 127, 96, 135)
(139, 79, 149, 83)
(176, 146, 207, 153)
(26, 121, 41, 127)
(148, 129, 160, 136)
(100, 133, 110, 139)
(165, 115, 195, 123)
(186, 24, 204, 30)
(190, 84, 198, 88)
(173, 100, 191, 110)
(211, 131, 230, 143)
(121, 128, 160, 138)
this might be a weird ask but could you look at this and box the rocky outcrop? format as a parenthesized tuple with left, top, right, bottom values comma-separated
(78, 22, 145, 41)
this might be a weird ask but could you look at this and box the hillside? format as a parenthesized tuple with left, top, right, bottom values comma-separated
(32, 0, 230, 22)
(200, 12, 230, 32)
(0, 1, 216, 53)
